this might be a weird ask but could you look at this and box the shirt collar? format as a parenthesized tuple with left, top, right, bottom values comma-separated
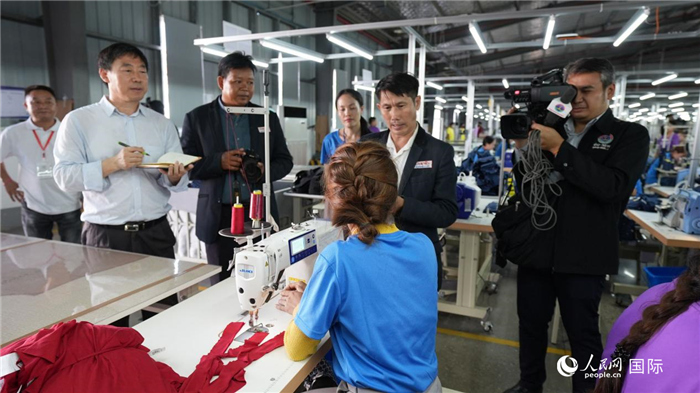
(350, 223, 399, 236)
(99, 96, 144, 118)
(564, 111, 605, 138)
(387, 122, 419, 155)
(26, 117, 60, 132)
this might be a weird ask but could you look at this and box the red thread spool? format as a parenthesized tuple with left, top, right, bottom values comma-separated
(250, 190, 263, 221)
(231, 199, 244, 235)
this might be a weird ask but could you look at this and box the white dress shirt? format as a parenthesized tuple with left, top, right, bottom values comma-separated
(0, 118, 81, 214)
(53, 96, 188, 225)
(386, 123, 420, 189)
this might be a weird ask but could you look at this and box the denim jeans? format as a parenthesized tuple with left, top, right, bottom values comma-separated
(21, 203, 82, 244)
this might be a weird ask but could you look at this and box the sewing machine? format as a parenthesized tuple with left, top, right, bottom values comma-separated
(658, 188, 700, 234)
(234, 219, 340, 325)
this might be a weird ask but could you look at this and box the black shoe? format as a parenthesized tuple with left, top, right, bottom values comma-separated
(503, 382, 543, 393)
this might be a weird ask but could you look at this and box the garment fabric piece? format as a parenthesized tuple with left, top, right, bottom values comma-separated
(362, 126, 459, 290)
(0, 118, 81, 214)
(516, 266, 605, 393)
(181, 97, 293, 244)
(601, 280, 700, 393)
(180, 321, 285, 393)
(53, 96, 188, 225)
(294, 230, 439, 392)
(320, 130, 343, 164)
(20, 202, 81, 243)
(0, 320, 184, 393)
(218, 98, 251, 204)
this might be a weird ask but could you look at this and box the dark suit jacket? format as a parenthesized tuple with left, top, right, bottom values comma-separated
(362, 125, 458, 253)
(181, 97, 293, 244)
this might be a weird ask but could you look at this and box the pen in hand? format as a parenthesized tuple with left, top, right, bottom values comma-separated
(118, 141, 150, 156)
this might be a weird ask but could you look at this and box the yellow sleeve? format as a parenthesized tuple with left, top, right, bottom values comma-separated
(284, 306, 321, 361)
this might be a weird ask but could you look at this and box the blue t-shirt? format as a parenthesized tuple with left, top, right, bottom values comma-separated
(320, 130, 343, 164)
(294, 230, 438, 391)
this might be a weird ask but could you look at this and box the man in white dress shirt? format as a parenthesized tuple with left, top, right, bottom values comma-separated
(54, 43, 191, 259)
(0, 85, 82, 242)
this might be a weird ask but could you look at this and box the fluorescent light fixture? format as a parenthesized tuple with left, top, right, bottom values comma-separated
(354, 84, 375, 92)
(435, 97, 447, 104)
(473, 115, 478, 118)
(693, 103, 700, 108)
(652, 74, 678, 86)
(672, 108, 684, 112)
(461, 96, 469, 102)
(502, 79, 509, 89)
(543, 15, 556, 49)
(628, 103, 641, 108)
(609, 104, 618, 108)
(658, 108, 668, 112)
(476, 104, 483, 109)
(326, 33, 373, 60)
(639, 108, 649, 113)
(456, 104, 464, 110)
(159, 15, 170, 119)
(695, 79, 700, 84)
(613, 7, 650, 47)
(469, 22, 487, 54)
(260, 38, 324, 63)
(669, 92, 688, 100)
(201, 47, 269, 69)
(426, 81, 444, 90)
(669, 102, 684, 108)
(434, 105, 444, 110)
(639, 93, 655, 100)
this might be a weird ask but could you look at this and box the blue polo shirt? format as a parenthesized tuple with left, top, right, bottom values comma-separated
(294, 228, 438, 391)
(320, 130, 343, 164)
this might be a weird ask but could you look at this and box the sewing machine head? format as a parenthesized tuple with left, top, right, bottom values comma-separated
(659, 188, 700, 234)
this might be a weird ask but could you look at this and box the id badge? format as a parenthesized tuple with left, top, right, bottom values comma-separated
(36, 163, 54, 178)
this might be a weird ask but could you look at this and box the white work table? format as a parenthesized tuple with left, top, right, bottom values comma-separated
(1, 237, 220, 347)
(0, 233, 47, 251)
(135, 277, 331, 392)
(624, 209, 700, 249)
(649, 185, 675, 198)
(441, 196, 498, 325)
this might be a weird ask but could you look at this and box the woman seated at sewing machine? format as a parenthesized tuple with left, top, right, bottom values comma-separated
(276, 141, 441, 392)
(646, 145, 687, 187)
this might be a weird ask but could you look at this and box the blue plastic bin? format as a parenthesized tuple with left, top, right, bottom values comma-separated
(644, 266, 687, 287)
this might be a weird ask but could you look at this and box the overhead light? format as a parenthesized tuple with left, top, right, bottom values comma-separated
(695, 78, 700, 84)
(473, 115, 478, 118)
(461, 96, 469, 102)
(613, 7, 650, 47)
(502, 79, 509, 89)
(434, 105, 444, 110)
(435, 97, 447, 103)
(658, 108, 668, 112)
(260, 38, 324, 63)
(469, 22, 487, 54)
(639, 108, 649, 113)
(354, 84, 375, 92)
(201, 47, 228, 57)
(639, 93, 655, 100)
(543, 15, 556, 49)
(669, 92, 688, 100)
(456, 104, 464, 110)
(610, 103, 618, 108)
(651, 74, 678, 86)
(628, 103, 641, 108)
(426, 81, 444, 90)
(326, 33, 373, 60)
(476, 104, 483, 109)
(669, 102, 684, 108)
(672, 108, 684, 112)
(693, 103, 700, 108)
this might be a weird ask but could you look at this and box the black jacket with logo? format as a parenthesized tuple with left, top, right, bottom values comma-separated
(543, 109, 649, 275)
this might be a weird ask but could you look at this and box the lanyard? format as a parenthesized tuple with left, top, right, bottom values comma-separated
(32, 129, 55, 159)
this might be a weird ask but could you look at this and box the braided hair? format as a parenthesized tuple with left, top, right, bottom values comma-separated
(595, 256, 700, 393)
(324, 141, 398, 245)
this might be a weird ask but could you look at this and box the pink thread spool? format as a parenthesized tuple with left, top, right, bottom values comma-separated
(231, 197, 244, 235)
(249, 190, 264, 222)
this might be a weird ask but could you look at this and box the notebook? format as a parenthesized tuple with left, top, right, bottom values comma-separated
(138, 152, 201, 169)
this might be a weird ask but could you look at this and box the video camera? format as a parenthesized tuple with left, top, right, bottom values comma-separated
(500, 69, 577, 139)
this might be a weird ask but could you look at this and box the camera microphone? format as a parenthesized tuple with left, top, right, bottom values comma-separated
(544, 87, 577, 127)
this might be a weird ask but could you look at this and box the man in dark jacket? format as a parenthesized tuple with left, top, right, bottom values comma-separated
(181, 52, 293, 283)
(503, 58, 650, 393)
(362, 72, 458, 290)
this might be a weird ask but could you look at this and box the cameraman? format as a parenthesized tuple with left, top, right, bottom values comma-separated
(181, 52, 293, 283)
(504, 58, 649, 393)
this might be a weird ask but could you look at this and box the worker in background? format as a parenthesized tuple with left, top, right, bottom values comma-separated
(0, 85, 82, 242)
(459, 123, 466, 141)
(181, 51, 293, 283)
(320, 89, 371, 164)
(278, 141, 441, 392)
(475, 121, 486, 138)
(503, 58, 649, 393)
(445, 122, 456, 142)
(362, 72, 458, 289)
(368, 116, 380, 133)
(645, 145, 687, 186)
(54, 43, 190, 258)
(462, 135, 497, 173)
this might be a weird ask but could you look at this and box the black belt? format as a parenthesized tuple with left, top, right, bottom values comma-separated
(96, 216, 167, 232)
